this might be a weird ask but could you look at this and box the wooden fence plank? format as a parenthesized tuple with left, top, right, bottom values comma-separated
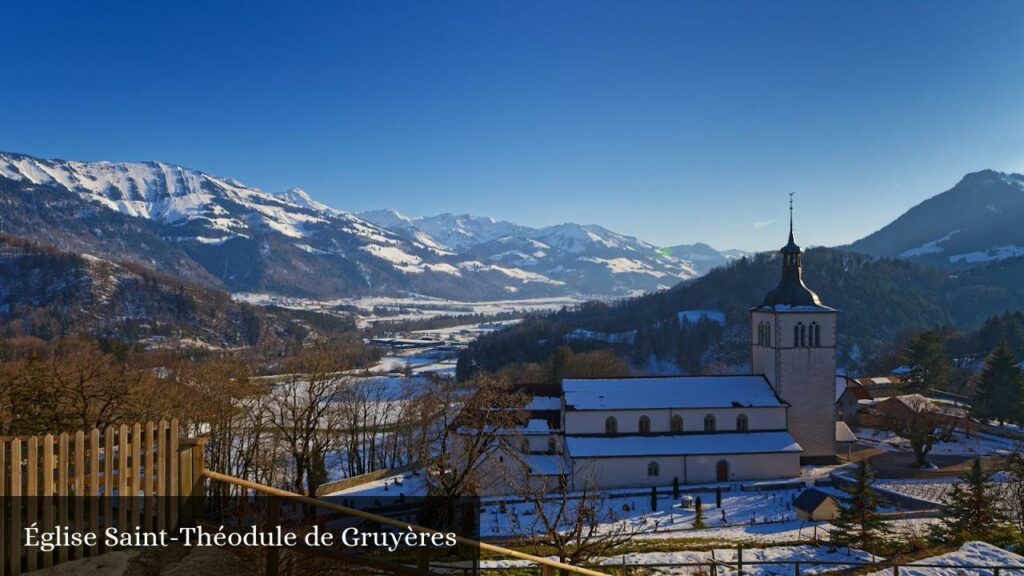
(58, 433, 69, 564)
(10, 439, 22, 576)
(103, 426, 113, 552)
(42, 434, 55, 569)
(26, 437, 38, 572)
(131, 422, 142, 530)
(1, 441, 6, 576)
(156, 420, 167, 532)
(74, 430, 85, 560)
(89, 428, 100, 557)
(169, 419, 179, 530)
(144, 421, 154, 532)
(117, 424, 128, 536)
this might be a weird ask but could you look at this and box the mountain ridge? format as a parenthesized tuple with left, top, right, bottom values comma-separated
(0, 151, 710, 301)
(848, 169, 1024, 266)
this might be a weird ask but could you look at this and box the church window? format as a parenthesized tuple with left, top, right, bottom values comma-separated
(638, 416, 651, 434)
(605, 416, 617, 435)
(704, 414, 716, 432)
(766, 324, 771, 346)
(793, 323, 801, 347)
(813, 322, 821, 347)
(670, 415, 683, 433)
(647, 461, 660, 477)
(736, 413, 749, 431)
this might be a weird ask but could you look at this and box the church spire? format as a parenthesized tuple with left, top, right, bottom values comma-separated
(758, 193, 825, 309)
(788, 192, 794, 244)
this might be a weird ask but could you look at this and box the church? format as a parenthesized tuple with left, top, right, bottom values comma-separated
(485, 217, 839, 492)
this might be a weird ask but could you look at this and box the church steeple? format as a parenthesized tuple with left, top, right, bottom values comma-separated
(759, 195, 825, 309)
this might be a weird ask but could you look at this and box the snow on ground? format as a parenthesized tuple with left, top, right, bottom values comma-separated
(233, 293, 584, 328)
(480, 482, 900, 541)
(864, 542, 1024, 576)
(482, 544, 877, 573)
(949, 245, 1024, 264)
(577, 256, 670, 278)
(323, 469, 429, 499)
(857, 428, 1020, 456)
(898, 229, 962, 258)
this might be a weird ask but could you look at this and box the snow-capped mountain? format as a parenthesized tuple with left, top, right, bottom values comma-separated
(359, 211, 702, 294)
(0, 152, 700, 300)
(663, 243, 750, 275)
(849, 170, 1024, 267)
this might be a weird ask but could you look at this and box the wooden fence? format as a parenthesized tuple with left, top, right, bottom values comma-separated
(0, 419, 205, 576)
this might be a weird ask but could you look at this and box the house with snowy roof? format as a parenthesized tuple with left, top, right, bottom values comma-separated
(475, 214, 840, 492)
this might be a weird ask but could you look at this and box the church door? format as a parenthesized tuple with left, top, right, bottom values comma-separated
(716, 460, 729, 482)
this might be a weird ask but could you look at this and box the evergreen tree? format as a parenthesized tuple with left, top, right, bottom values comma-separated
(832, 460, 889, 550)
(974, 342, 1024, 425)
(693, 496, 705, 529)
(932, 458, 1007, 544)
(903, 330, 951, 393)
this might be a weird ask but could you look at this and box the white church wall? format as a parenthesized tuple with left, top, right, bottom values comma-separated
(563, 407, 786, 435)
(570, 452, 800, 489)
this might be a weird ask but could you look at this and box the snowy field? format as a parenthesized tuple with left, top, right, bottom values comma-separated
(856, 428, 1020, 457)
(481, 542, 1024, 575)
(233, 292, 584, 327)
(864, 542, 1024, 576)
(482, 544, 877, 573)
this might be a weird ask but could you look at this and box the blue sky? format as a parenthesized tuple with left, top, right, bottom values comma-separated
(2, 1, 1023, 251)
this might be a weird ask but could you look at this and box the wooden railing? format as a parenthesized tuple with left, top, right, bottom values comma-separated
(0, 419, 205, 576)
(202, 469, 610, 576)
(0, 419, 602, 576)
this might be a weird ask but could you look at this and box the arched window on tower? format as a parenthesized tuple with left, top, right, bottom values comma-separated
(766, 324, 771, 346)
(736, 413, 749, 432)
(605, 416, 617, 435)
(647, 461, 660, 477)
(793, 323, 802, 347)
(638, 416, 651, 434)
(704, 414, 716, 432)
(670, 415, 683, 433)
(800, 323, 807, 347)
(813, 322, 821, 347)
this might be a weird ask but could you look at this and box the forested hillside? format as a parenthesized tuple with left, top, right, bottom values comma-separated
(0, 235, 354, 349)
(460, 248, 1024, 375)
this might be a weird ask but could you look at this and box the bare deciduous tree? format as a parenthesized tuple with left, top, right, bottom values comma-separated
(506, 457, 649, 569)
(877, 395, 959, 468)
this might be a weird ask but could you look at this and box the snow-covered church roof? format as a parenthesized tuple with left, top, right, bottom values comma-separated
(562, 375, 784, 410)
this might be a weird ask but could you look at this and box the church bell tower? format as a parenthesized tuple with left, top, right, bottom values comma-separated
(750, 197, 837, 463)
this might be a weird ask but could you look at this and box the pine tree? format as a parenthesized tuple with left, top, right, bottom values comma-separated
(974, 342, 1024, 425)
(933, 458, 1007, 544)
(903, 330, 951, 393)
(832, 460, 889, 550)
(693, 496, 706, 529)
